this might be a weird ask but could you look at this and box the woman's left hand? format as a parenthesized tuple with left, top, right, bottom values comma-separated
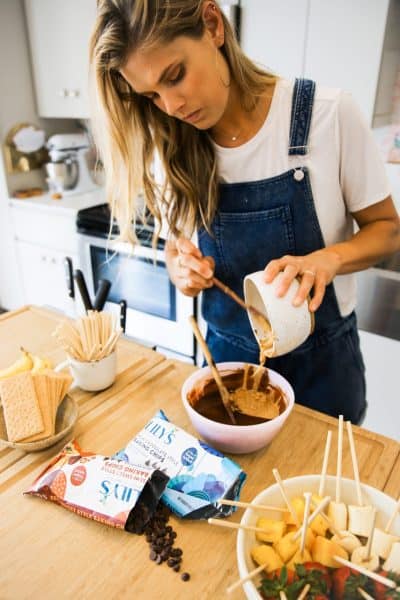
(263, 248, 342, 312)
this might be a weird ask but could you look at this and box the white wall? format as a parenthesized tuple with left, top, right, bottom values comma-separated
(0, 0, 37, 309)
(0, 0, 77, 310)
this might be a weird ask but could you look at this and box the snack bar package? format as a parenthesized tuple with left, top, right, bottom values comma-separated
(114, 410, 246, 519)
(25, 440, 169, 533)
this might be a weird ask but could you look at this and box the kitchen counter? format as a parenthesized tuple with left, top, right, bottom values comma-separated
(8, 187, 106, 216)
(1, 306, 399, 600)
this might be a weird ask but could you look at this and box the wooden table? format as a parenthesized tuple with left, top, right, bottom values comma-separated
(1, 306, 399, 600)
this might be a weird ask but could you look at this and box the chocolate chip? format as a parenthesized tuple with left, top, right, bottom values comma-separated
(173, 564, 181, 572)
(181, 573, 190, 582)
(167, 558, 176, 567)
(149, 550, 157, 561)
(171, 548, 182, 557)
(155, 555, 162, 565)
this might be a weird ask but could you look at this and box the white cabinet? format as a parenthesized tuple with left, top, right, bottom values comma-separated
(24, 0, 97, 118)
(240, 0, 309, 80)
(241, 0, 392, 125)
(16, 240, 77, 313)
(303, 0, 390, 125)
(11, 203, 80, 313)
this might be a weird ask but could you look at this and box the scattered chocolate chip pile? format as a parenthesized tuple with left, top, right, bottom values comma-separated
(141, 504, 190, 581)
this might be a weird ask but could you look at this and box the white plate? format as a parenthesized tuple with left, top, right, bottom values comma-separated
(236, 474, 400, 600)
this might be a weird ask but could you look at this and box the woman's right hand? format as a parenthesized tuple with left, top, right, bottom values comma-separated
(165, 238, 214, 297)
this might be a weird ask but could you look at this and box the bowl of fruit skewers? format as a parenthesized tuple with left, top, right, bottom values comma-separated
(236, 475, 400, 600)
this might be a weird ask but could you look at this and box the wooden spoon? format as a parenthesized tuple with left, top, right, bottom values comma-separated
(189, 316, 236, 425)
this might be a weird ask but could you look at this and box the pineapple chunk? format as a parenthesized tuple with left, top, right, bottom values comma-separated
(286, 548, 312, 571)
(311, 535, 348, 568)
(255, 518, 287, 544)
(251, 544, 284, 573)
(283, 496, 304, 526)
(310, 494, 329, 536)
(274, 529, 315, 563)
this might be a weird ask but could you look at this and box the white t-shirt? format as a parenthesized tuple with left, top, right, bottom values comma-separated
(213, 78, 391, 317)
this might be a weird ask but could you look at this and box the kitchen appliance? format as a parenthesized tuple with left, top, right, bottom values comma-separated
(45, 133, 98, 195)
(76, 204, 197, 361)
(356, 251, 400, 341)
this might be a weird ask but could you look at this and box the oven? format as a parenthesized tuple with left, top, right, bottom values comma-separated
(76, 204, 197, 361)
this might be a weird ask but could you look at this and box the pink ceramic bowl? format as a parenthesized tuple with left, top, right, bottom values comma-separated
(181, 362, 295, 454)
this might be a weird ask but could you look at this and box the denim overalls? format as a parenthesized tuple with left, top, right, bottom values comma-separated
(198, 79, 366, 424)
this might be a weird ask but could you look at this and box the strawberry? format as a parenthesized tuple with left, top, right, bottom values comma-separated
(375, 570, 400, 600)
(259, 566, 299, 599)
(332, 566, 372, 599)
(293, 563, 332, 599)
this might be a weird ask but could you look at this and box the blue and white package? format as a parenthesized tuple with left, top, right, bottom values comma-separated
(114, 410, 246, 519)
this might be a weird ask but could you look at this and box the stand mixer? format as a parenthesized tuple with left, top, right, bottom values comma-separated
(45, 133, 98, 196)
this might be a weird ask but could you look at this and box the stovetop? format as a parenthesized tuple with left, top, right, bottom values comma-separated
(76, 203, 159, 247)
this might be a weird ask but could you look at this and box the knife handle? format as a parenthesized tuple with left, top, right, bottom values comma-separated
(119, 300, 127, 332)
(64, 257, 75, 299)
(73, 269, 93, 312)
(93, 279, 111, 311)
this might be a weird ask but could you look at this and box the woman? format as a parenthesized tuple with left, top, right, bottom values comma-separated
(90, 1, 400, 423)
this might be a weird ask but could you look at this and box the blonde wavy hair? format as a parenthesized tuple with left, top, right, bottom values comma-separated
(90, 0, 277, 245)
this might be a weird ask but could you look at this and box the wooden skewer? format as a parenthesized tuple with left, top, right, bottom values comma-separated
(207, 518, 273, 534)
(189, 316, 236, 424)
(319, 429, 332, 497)
(218, 499, 290, 513)
(333, 555, 398, 589)
(298, 583, 311, 600)
(300, 492, 312, 557)
(293, 496, 331, 541)
(279, 591, 288, 600)
(336, 415, 344, 504)
(365, 509, 377, 561)
(357, 588, 375, 600)
(226, 562, 268, 594)
(212, 277, 268, 322)
(385, 496, 400, 533)
(272, 468, 299, 525)
(346, 420, 363, 506)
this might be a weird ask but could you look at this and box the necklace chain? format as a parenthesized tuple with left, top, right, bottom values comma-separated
(213, 97, 265, 144)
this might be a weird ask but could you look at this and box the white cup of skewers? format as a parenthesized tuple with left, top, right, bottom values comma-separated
(55, 351, 117, 392)
(244, 271, 314, 358)
(53, 311, 121, 392)
(236, 474, 400, 600)
(181, 361, 294, 454)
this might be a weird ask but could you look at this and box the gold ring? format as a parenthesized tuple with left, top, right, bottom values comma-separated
(303, 269, 316, 277)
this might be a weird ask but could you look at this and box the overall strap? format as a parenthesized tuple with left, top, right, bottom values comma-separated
(288, 78, 316, 156)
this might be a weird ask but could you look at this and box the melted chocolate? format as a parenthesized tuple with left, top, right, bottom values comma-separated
(187, 367, 286, 426)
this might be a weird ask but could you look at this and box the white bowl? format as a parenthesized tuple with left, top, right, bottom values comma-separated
(181, 361, 295, 454)
(236, 474, 400, 600)
(244, 271, 314, 357)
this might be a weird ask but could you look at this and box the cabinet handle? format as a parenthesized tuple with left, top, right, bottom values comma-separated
(57, 88, 68, 98)
(68, 89, 80, 98)
(41, 255, 47, 262)
(50, 257, 57, 264)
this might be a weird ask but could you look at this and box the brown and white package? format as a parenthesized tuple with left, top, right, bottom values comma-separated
(25, 441, 169, 532)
